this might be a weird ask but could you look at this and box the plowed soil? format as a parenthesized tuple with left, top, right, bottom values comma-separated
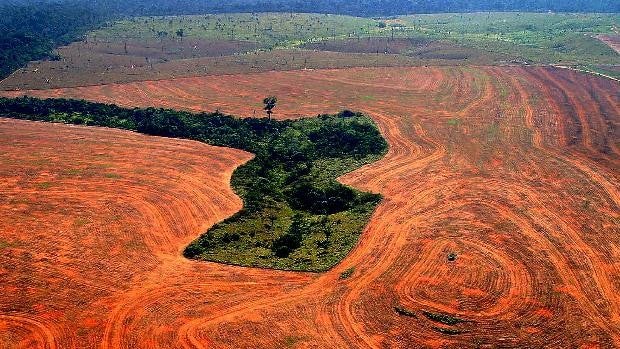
(1, 66, 619, 348)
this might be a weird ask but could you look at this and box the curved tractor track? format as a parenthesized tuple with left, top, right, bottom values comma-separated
(1, 66, 618, 348)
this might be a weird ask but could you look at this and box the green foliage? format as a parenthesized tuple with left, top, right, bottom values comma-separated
(283, 335, 301, 348)
(447, 118, 461, 127)
(4, 9, 615, 81)
(392, 13, 620, 66)
(90, 13, 377, 49)
(272, 213, 305, 258)
(339, 267, 355, 279)
(92, 12, 618, 69)
(37, 182, 53, 190)
(0, 96, 387, 272)
(0, 239, 16, 250)
(394, 306, 417, 317)
(422, 311, 466, 326)
(263, 96, 277, 119)
(0, 2, 109, 79)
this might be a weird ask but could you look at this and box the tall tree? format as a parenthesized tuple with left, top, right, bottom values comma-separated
(263, 96, 277, 120)
(175, 28, 184, 41)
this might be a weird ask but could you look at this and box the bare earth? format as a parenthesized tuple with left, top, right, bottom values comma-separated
(1, 66, 619, 348)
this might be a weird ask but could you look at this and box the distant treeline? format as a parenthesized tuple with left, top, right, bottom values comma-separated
(108, 0, 620, 17)
(0, 1, 108, 79)
(8, 0, 618, 16)
(1, 0, 618, 79)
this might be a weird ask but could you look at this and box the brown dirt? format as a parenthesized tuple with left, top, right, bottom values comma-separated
(302, 37, 497, 62)
(0, 47, 504, 91)
(79, 38, 260, 60)
(1, 66, 619, 348)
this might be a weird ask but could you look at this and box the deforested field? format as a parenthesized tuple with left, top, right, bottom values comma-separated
(1, 65, 618, 347)
(2, 12, 617, 91)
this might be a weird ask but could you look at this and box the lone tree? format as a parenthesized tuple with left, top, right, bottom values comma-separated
(176, 28, 184, 41)
(263, 96, 277, 120)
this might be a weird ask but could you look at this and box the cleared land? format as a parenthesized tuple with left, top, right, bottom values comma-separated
(0, 99, 387, 272)
(1, 12, 617, 90)
(1, 65, 618, 347)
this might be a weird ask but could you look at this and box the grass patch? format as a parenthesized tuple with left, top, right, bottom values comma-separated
(74, 217, 90, 227)
(339, 267, 355, 279)
(446, 118, 461, 126)
(283, 335, 302, 348)
(422, 311, 466, 326)
(0, 97, 387, 272)
(87, 12, 620, 68)
(0, 239, 15, 250)
(91, 13, 377, 50)
(62, 168, 84, 176)
(36, 182, 53, 190)
(104, 173, 122, 179)
(392, 13, 620, 66)
(394, 306, 417, 318)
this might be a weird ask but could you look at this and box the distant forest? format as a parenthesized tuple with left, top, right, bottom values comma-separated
(1, 0, 618, 79)
(5, 0, 618, 16)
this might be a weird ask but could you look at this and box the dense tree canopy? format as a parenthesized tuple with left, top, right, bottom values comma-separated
(0, 1, 108, 78)
(83, 0, 620, 17)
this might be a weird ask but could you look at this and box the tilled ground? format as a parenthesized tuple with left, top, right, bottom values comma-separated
(1, 66, 618, 348)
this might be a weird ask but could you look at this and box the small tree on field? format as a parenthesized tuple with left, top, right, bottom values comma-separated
(176, 28, 184, 41)
(263, 96, 277, 120)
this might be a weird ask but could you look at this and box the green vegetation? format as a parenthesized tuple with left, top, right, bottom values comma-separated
(0, 97, 387, 272)
(1, 2, 618, 81)
(422, 311, 466, 326)
(339, 267, 355, 279)
(447, 118, 462, 126)
(394, 306, 417, 318)
(0, 2, 109, 79)
(90, 13, 377, 49)
(263, 96, 277, 119)
(36, 182, 53, 190)
(283, 335, 302, 347)
(391, 13, 619, 67)
(0, 239, 15, 250)
(91, 12, 618, 75)
(104, 173, 122, 179)
(47, 0, 620, 19)
(74, 217, 91, 227)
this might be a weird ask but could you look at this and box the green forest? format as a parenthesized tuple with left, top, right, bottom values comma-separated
(0, 96, 387, 271)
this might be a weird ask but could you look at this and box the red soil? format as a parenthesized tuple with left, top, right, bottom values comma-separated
(1, 66, 619, 348)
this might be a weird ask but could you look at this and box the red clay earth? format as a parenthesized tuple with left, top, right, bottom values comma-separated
(1, 66, 619, 348)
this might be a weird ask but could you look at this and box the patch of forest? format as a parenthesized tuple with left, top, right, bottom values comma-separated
(0, 1, 110, 79)
(0, 96, 388, 271)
